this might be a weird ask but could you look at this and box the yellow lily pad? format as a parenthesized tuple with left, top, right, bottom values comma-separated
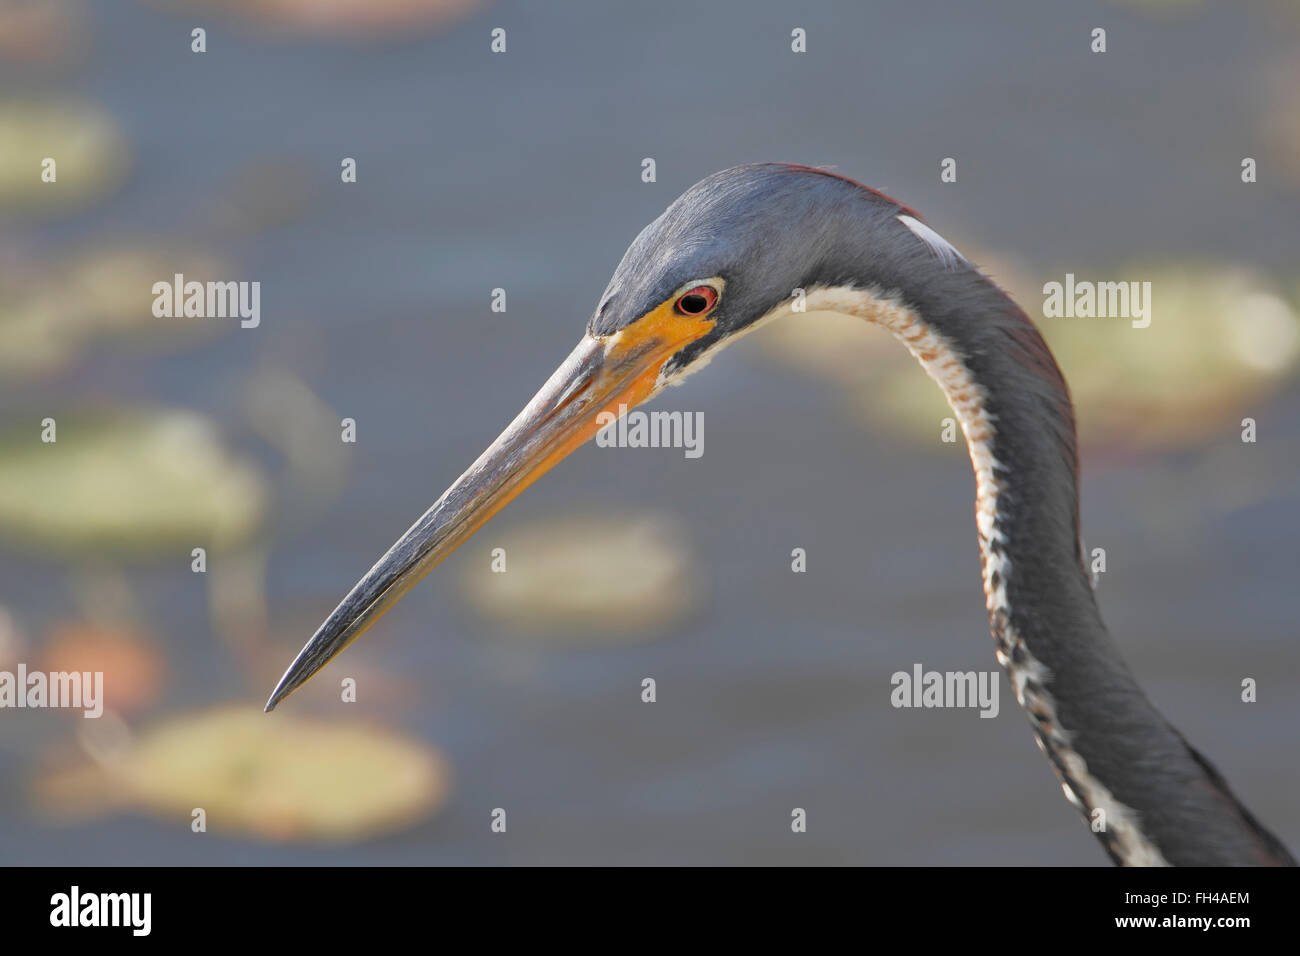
(0, 292, 71, 379)
(753, 262, 1299, 450)
(1040, 265, 1298, 447)
(462, 513, 701, 641)
(0, 244, 231, 380)
(0, 100, 129, 215)
(0, 408, 268, 555)
(34, 706, 451, 842)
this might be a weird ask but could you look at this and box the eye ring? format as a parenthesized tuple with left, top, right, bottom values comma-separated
(674, 286, 719, 317)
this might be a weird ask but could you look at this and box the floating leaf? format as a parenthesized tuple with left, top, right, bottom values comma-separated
(461, 513, 701, 641)
(0, 244, 231, 381)
(0, 100, 129, 216)
(1036, 265, 1299, 448)
(32, 706, 451, 842)
(753, 262, 1299, 450)
(0, 408, 268, 556)
(0, 293, 70, 379)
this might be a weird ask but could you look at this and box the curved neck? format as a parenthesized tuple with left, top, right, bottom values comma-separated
(797, 252, 1291, 866)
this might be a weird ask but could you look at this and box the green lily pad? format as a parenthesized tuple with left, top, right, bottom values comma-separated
(34, 706, 451, 843)
(461, 513, 701, 641)
(0, 408, 268, 555)
(0, 245, 230, 381)
(0, 293, 73, 379)
(0, 100, 129, 216)
(1040, 265, 1298, 447)
(753, 262, 1299, 450)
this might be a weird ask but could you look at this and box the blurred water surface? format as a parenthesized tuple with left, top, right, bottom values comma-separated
(0, 0, 1298, 864)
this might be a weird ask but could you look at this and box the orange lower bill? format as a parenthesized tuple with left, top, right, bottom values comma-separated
(265, 302, 715, 710)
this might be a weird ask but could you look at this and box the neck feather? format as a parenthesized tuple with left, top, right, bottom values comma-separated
(796, 264, 1292, 866)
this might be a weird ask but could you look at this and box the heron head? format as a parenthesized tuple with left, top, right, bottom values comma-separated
(587, 163, 877, 388)
(265, 163, 886, 709)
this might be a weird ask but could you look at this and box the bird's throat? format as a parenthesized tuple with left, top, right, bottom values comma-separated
(791, 272, 1291, 866)
(799, 282, 1175, 865)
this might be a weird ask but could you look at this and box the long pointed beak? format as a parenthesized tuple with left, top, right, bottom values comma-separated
(264, 327, 684, 711)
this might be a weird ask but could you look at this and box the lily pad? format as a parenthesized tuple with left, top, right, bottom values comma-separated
(0, 244, 231, 380)
(0, 293, 71, 380)
(0, 408, 268, 556)
(0, 100, 129, 216)
(1035, 264, 1298, 447)
(33, 706, 451, 842)
(461, 513, 701, 641)
(753, 262, 1299, 450)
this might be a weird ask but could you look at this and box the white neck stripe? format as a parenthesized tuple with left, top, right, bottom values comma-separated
(763, 283, 1170, 866)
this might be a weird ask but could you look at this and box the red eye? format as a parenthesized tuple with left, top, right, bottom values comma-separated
(674, 286, 718, 316)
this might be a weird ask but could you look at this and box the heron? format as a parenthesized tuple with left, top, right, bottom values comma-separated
(266, 163, 1294, 866)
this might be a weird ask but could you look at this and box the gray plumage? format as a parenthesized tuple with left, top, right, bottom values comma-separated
(592, 163, 1293, 866)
